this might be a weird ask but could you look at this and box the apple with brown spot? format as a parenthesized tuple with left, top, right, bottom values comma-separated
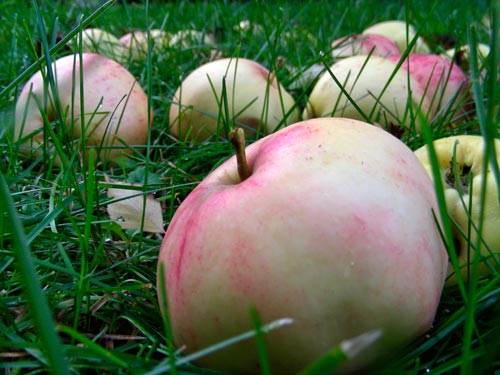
(14, 53, 151, 164)
(169, 57, 299, 142)
(157, 117, 448, 373)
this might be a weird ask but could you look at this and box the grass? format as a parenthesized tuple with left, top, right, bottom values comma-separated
(0, 0, 499, 374)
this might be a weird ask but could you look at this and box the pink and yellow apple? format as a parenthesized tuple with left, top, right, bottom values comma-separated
(14, 53, 151, 164)
(362, 20, 431, 54)
(157, 117, 448, 374)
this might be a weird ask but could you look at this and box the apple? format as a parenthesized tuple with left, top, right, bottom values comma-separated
(169, 57, 299, 142)
(303, 54, 420, 131)
(414, 135, 500, 284)
(331, 33, 401, 59)
(442, 43, 492, 82)
(119, 29, 172, 61)
(170, 29, 216, 49)
(157, 117, 448, 374)
(70, 27, 129, 65)
(386, 53, 470, 122)
(362, 20, 431, 54)
(14, 53, 151, 164)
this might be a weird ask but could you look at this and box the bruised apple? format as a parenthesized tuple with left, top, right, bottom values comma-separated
(157, 117, 448, 374)
(414, 135, 500, 284)
(169, 57, 298, 142)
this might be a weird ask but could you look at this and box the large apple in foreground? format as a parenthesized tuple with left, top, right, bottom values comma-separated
(157, 117, 448, 374)
(14, 53, 151, 164)
(169, 57, 298, 142)
(414, 135, 500, 284)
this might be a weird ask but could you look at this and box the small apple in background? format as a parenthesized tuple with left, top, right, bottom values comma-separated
(170, 29, 216, 49)
(69, 27, 129, 65)
(362, 20, 431, 54)
(15, 53, 151, 165)
(157, 117, 448, 374)
(331, 33, 401, 59)
(386, 53, 470, 123)
(303, 54, 420, 131)
(414, 135, 500, 284)
(119, 29, 172, 61)
(169, 57, 299, 142)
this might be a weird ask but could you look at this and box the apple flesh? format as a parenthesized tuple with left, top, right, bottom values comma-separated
(169, 57, 299, 142)
(14, 53, 151, 164)
(303, 55, 419, 130)
(331, 34, 401, 59)
(362, 20, 431, 54)
(158, 117, 448, 374)
(414, 135, 500, 284)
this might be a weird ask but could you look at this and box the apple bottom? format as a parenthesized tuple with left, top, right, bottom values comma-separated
(163, 188, 443, 373)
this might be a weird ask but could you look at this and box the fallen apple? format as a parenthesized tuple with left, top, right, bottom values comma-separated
(414, 135, 500, 284)
(14, 53, 151, 164)
(362, 20, 431, 54)
(303, 54, 420, 131)
(442, 43, 492, 82)
(386, 53, 470, 122)
(70, 27, 129, 65)
(169, 57, 299, 142)
(157, 117, 448, 374)
(119, 29, 172, 61)
(331, 33, 401, 59)
(170, 29, 216, 49)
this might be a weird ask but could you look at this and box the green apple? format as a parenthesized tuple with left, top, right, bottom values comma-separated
(414, 135, 500, 284)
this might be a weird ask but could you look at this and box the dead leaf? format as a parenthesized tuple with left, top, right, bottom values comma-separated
(106, 179, 165, 233)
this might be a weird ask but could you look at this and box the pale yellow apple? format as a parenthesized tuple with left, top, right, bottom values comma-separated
(70, 27, 129, 65)
(169, 57, 299, 142)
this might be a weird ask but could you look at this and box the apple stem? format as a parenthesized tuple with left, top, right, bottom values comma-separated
(229, 127, 251, 182)
(269, 56, 285, 85)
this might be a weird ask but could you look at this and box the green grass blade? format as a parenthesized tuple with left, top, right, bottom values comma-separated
(0, 174, 69, 374)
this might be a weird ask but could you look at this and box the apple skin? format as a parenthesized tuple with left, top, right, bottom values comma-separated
(386, 53, 470, 122)
(303, 55, 419, 130)
(414, 135, 500, 284)
(362, 20, 431, 54)
(169, 57, 299, 142)
(14, 53, 151, 164)
(158, 117, 448, 374)
(331, 33, 401, 59)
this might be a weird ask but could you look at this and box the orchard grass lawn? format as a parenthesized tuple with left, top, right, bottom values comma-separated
(0, 0, 499, 374)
